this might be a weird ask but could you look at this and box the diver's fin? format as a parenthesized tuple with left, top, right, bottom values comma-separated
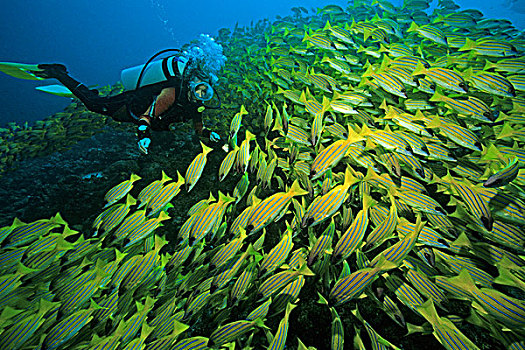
(35, 85, 74, 98)
(0, 62, 45, 80)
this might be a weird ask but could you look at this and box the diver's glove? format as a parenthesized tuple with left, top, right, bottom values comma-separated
(138, 137, 151, 154)
(210, 132, 221, 142)
(137, 118, 151, 154)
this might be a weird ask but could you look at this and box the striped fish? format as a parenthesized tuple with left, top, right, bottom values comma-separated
(311, 111, 324, 146)
(97, 195, 136, 235)
(234, 172, 250, 202)
(446, 269, 525, 328)
(325, 21, 354, 44)
(42, 299, 101, 350)
(236, 130, 256, 173)
(329, 255, 396, 305)
(219, 146, 239, 182)
(372, 215, 422, 265)
(484, 157, 519, 187)
(211, 229, 247, 269)
(0, 298, 58, 350)
(332, 195, 372, 260)
(311, 126, 364, 180)
(103, 173, 141, 208)
(427, 116, 481, 151)
(381, 294, 406, 328)
(302, 32, 336, 50)
(4, 213, 65, 248)
(362, 66, 407, 98)
(190, 192, 235, 245)
(268, 303, 296, 350)
(185, 142, 213, 192)
(434, 249, 493, 288)
(171, 337, 209, 350)
(467, 70, 515, 97)
(124, 211, 170, 247)
(259, 226, 293, 275)
(442, 174, 493, 231)
(246, 298, 272, 321)
(258, 264, 314, 300)
(413, 62, 468, 94)
(430, 90, 493, 123)
(405, 268, 447, 306)
(460, 38, 518, 57)
(308, 218, 335, 265)
(303, 168, 358, 227)
(365, 197, 398, 250)
(210, 318, 265, 346)
(113, 210, 146, 242)
(147, 171, 184, 217)
(361, 125, 412, 156)
(387, 274, 425, 315)
(485, 57, 525, 73)
(286, 124, 310, 146)
(331, 307, 344, 350)
(58, 266, 107, 317)
(230, 104, 248, 140)
(212, 246, 253, 291)
(121, 237, 166, 290)
(264, 102, 274, 134)
(246, 180, 308, 234)
(391, 187, 445, 216)
(230, 264, 256, 303)
(417, 299, 480, 350)
(407, 22, 447, 45)
(116, 298, 156, 346)
(230, 205, 256, 236)
(137, 171, 172, 209)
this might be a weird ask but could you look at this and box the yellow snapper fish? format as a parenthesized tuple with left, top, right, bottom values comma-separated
(246, 180, 308, 234)
(185, 142, 213, 192)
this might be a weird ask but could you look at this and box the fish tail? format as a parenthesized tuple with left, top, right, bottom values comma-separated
(130, 173, 142, 182)
(407, 21, 419, 33)
(200, 141, 214, 155)
(288, 180, 309, 197)
(459, 37, 477, 52)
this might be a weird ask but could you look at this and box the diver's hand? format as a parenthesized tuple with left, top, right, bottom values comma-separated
(138, 138, 151, 154)
(210, 132, 221, 142)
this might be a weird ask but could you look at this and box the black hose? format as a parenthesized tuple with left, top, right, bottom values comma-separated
(135, 48, 181, 90)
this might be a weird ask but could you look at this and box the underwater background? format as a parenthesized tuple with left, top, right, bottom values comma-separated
(0, 0, 525, 349)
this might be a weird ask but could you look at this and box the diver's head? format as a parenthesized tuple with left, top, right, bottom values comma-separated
(189, 77, 214, 102)
(181, 34, 225, 107)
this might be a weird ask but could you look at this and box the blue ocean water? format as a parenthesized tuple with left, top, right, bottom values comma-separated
(0, 0, 523, 126)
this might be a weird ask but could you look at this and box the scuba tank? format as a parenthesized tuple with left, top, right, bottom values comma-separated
(120, 49, 186, 90)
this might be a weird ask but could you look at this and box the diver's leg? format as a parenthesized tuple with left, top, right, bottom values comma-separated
(34, 64, 110, 114)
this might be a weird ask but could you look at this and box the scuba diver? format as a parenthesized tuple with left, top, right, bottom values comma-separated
(0, 34, 225, 154)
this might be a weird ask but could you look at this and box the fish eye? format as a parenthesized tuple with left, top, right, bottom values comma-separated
(459, 82, 466, 88)
(401, 88, 406, 93)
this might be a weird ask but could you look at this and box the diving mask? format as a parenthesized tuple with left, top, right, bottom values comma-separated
(189, 80, 214, 101)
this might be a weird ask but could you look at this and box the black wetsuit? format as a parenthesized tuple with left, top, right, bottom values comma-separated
(51, 70, 206, 134)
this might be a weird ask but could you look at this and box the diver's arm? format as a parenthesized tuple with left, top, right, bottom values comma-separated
(192, 109, 221, 142)
(192, 110, 211, 138)
(136, 87, 176, 154)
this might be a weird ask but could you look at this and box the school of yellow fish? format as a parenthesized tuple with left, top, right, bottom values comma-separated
(1, 0, 525, 349)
